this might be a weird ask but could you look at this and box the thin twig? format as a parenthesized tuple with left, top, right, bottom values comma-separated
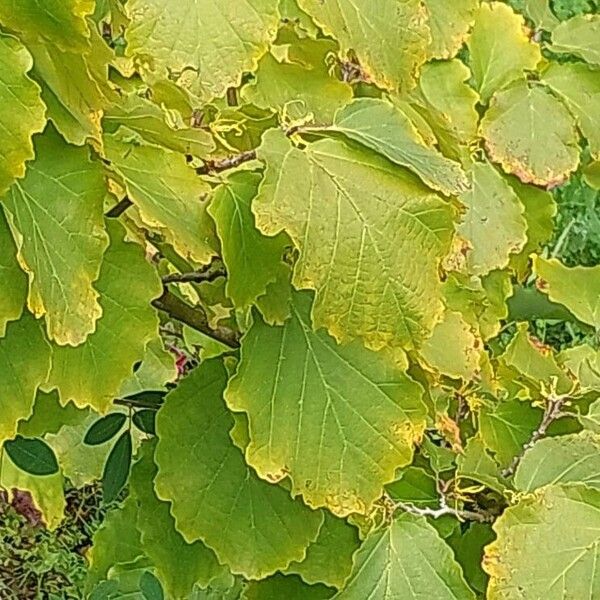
(152, 288, 240, 349)
(196, 150, 257, 175)
(105, 197, 133, 218)
(395, 501, 494, 523)
(113, 397, 162, 410)
(502, 392, 570, 478)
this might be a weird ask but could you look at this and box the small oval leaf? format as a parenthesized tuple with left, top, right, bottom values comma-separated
(4, 435, 59, 476)
(122, 390, 166, 408)
(84, 413, 127, 446)
(102, 430, 132, 504)
(132, 409, 156, 435)
(140, 571, 164, 600)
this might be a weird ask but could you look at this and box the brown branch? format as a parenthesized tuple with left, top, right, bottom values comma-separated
(162, 266, 225, 285)
(502, 392, 570, 478)
(105, 197, 133, 218)
(152, 289, 240, 349)
(196, 150, 257, 175)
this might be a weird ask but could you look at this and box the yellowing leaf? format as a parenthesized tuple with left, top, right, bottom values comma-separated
(225, 292, 426, 516)
(241, 33, 352, 124)
(254, 129, 454, 350)
(125, 0, 279, 99)
(105, 130, 217, 265)
(0, 0, 94, 52)
(533, 256, 600, 329)
(481, 81, 580, 187)
(48, 221, 162, 412)
(542, 62, 600, 160)
(407, 59, 479, 164)
(560, 344, 600, 391)
(338, 514, 475, 599)
(467, 2, 540, 104)
(3, 126, 109, 346)
(421, 310, 483, 380)
(0, 313, 51, 444)
(0, 210, 26, 336)
(484, 485, 600, 600)
(423, 0, 478, 59)
(0, 34, 46, 196)
(298, 0, 430, 92)
(551, 14, 600, 65)
(329, 98, 469, 196)
(514, 431, 600, 492)
(154, 359, 323, 579)
(457, 161, 527, 275)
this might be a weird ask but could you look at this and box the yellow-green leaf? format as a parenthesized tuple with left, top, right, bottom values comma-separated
(254, 129, 454, 350)
(0, 313, 51, 444)
(0, 209, 26, 336)
(533, 256, 600, 329)
(125, 0, 280, 99)
(155, 359, 323, 579)
(484, 484, 600, 599)
(3, 126, 109, 346)
(467, 2, 540, 104)
(551, 14, 600, 65)
(298, 0, 430, 93)
(542, 62, 600, 160)
(423, 0, 478, 60)
(338, 514, 475, 599)
(225, 291, 426, 516)
(0, 34, 46, 196)
(329, 98, 469, 196)
(105, 130, 217, 265)
(481, 81, 580, 187)
(48, 221, 162, 412)
(457, 161, 527, 275)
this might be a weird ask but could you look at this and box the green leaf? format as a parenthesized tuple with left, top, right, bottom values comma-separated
(105, 130, 217, 265)
(533, 256, 600, 328)
(243, 574, 334, 599)
(456, 161, 527, 275)
(0, 313, 51, 444)
(27, 28, 115, 146)
(561, 344, 600, 391)
(298, 0, 430, 92)
(450, 523, 495, 595)
(254, 129, 454, 350)
(4, 435, 59, 476)
(130, 442, 226, 598)
(226, 291, 426, 515)
(484, 484, 600, 599)
(457, 436, 507, 494)
(0, 209, 26, 336)
(467, 2, 541, 104)
(514, 431, 600, 491)
(285, 512, 360, 589)
(0, 0, 94, 52)
(523, 0, 560, 30)
(423, 0, 478, 60)
(2, 125, 109, 346)
(479, 398, 542, 466)
(241, 32, 352, 124)
(102, 430, 132, 504)
(208, 171, 289, 310)
(481, 81, 580, 187)
(542, 62, 600, 160)
(132, 410, 156, 435)
(85, 414, 128, 446)
(124, 0, 280, 99)
(579, 397, 600, 431)
(154, 359, 323, 579)
(550, 14, 600, 65)
(0, 33, 46, 196)
(48, 221, 162, 412)
(140, 572, 164, 600)
(407, 59, 479, 164)
(385, 466, 438, 507)
(328, 98, 469, 196)
(420, 310, 483, 380)
(338, 514, 475, 599)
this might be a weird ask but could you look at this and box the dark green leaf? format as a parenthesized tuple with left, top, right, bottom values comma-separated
(84, 413, 127, 446)
(132, 409, 156, 435)
(140, 571, 164, 600)
(4, 435, 59, 475)
(121, 390, 166, 408)
(102, 430, 132, 503)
